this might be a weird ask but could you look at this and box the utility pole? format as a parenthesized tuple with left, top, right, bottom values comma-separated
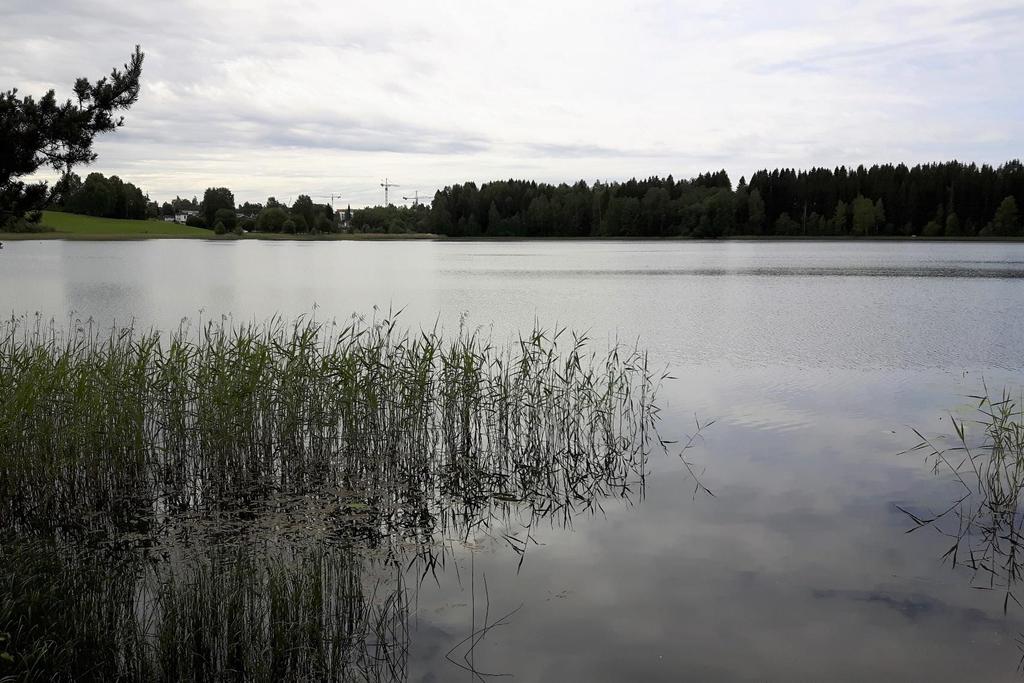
(380, 178, 400, 206)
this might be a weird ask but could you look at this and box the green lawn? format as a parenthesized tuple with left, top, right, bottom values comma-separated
(0, 211, 437, 240)
(34, 211, 213, 237)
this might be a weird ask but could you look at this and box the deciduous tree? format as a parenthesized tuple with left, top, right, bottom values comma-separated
(202, 187, 235, 228)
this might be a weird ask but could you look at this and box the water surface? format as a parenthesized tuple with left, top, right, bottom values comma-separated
(3, 239, 1024, 680)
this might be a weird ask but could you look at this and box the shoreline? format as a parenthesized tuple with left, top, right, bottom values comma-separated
(0, 231, 440, 242)
(3, 232, 1023, 243)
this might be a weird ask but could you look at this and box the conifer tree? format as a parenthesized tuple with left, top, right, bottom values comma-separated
(1, 46, 144, 229)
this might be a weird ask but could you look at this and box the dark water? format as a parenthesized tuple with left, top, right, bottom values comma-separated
(3, 239, 1024, 680)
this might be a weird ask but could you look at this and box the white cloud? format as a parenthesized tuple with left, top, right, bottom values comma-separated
(3, 0, 1022, 205)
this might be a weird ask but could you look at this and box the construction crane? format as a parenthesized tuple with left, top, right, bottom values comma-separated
(312, 193, 346, 210)
(401, 190, 431, 207)
(380, 178, 400, 206)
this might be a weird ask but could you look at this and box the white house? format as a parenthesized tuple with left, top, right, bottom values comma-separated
(171, 210, 200, 224)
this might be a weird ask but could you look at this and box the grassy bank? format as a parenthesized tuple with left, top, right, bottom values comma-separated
(0, 211, 437, 240)
(38, 210, 211, 237)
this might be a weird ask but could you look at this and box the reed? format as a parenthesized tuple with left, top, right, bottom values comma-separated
(0, 313, 660, 538)
(0, 311, 673, 680)
(901, 388, 1024, 612)
(0, 539, 408, 681)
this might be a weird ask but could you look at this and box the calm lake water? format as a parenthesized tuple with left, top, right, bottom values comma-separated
(3, 239, 1024, 680)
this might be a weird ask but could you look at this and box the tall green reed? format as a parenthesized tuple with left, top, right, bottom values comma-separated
(0, 538, 408, 682)
(0, 313, 661, 538)
(0, 311, 677, 681)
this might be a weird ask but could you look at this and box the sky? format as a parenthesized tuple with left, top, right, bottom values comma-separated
(3, 0, 1023, 207)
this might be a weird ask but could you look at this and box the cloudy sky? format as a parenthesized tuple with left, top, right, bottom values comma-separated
(4, 0, 1022, 206)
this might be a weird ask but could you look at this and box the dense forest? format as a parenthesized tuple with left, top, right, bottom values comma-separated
(425, 161, 1024, 238)
(350, 204, 429, 233)
(47, 160, 1024, 238)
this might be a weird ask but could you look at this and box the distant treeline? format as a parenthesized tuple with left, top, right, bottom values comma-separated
(188, 190, 342, 234)
(426, 161, 1024, 238)
(349, 204, 430, 233)
(50, 160, 1024, 238)
(56, 172, 156, 220)
(150, 189, 352, 235)
(52, 175, 349, 235)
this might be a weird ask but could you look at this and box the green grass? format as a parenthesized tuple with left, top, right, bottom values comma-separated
(0, 211, 438, 240)
(35, 210, 213, 237)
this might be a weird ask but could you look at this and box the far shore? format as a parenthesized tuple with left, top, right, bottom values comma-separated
(3, 232, 1024, 243)
(0, 231, 439, 242)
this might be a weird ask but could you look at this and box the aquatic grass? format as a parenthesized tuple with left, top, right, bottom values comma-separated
(0, 539, 409, 682)
(150, 543, 409, 682)
(0, 311, 688, 681)
(0, 540, 150, 681)
(901, 387, 1024, 612)
(0, 313, 662, 539)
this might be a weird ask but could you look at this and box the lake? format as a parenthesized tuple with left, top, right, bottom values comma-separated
(3, 239, 1024, 680)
